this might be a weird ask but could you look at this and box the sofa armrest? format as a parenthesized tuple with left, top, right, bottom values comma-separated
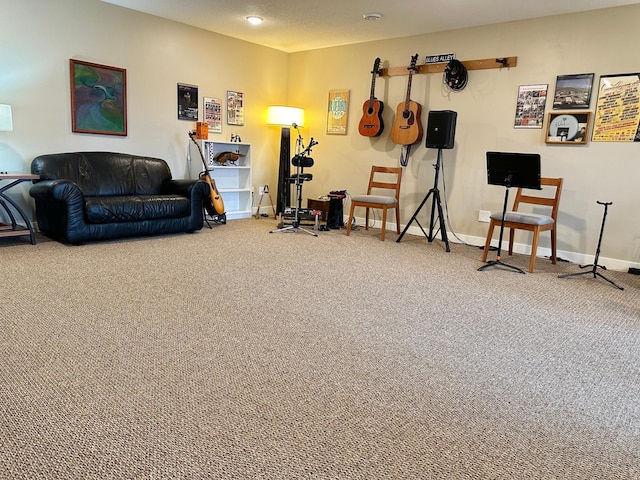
(161, 179, 201, 197)
(29, 179, 84, 205)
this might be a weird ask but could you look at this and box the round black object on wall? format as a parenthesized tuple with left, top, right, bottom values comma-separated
(425, 110, 457, 149)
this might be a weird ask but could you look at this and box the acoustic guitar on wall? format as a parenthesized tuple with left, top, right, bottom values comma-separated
(358, 57, 384, 137)
(390, 54, 423, 146)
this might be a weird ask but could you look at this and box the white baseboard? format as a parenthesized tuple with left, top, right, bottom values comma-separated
(350, 215, 638, 273)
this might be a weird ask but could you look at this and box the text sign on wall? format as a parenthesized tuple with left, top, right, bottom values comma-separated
(425, 53, 455, 64)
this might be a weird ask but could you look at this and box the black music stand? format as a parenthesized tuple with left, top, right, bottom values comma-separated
(478, 151, 541, 274)
(558, 201, 623, 290)
(396, 148, 450, 251)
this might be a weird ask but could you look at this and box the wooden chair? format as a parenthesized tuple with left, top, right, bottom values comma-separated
(346, 166, 402, 241)
(481, 177, 563, 272)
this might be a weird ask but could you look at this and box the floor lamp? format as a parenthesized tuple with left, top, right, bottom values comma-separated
(267, 105, 304, 215)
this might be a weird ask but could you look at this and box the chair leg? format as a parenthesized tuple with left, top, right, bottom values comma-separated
(528, 227, 540, 272)
(395, 206, 401, 234)
(508, 229, 515, 256)
(364, 208, 370, 231)
(550, 227, 557, 264)
(346, 204, 355, 236)
(380, 207, 387, 241)
(481, 220, 496, 262)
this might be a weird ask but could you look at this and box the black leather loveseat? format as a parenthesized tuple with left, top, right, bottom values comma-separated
(30, 152, 209, 244)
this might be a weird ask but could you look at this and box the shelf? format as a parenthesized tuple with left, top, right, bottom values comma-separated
(380, 56, 517, 77)
(189, 140, 252, 220)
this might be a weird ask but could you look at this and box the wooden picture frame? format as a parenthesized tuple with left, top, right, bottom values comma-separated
(552, 73, 594, 110)
(545, 112, 591, 144)
(70, 59, 127, 136)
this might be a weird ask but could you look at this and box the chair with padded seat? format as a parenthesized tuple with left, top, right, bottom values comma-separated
(346, 166, 402, 241)
(481, 177, 563, 272)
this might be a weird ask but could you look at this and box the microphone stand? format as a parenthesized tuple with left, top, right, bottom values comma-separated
(270, 126, 318, 236)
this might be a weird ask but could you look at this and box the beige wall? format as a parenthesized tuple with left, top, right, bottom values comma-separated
(289, 6, 640, 269)
(0, 0, 288, 215)
(2, 0, 640, 269)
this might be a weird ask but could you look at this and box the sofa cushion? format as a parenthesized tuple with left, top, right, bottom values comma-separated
(85, 195, 191, 223)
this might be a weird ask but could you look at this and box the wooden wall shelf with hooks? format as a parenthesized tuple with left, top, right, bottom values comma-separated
(379, 56, 517, 77)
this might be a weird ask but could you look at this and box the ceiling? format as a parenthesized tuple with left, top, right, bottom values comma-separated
(102, 0, 640, 53)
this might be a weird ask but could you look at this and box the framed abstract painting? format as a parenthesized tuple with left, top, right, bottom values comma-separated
(70, 59, 127, 136)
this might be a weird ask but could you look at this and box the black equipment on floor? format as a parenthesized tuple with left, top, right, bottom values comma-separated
(478, 151, 541, 274)
(270, 127, 318, 236)
(327, 190, 346, 229)
(425, 110, 457, 149)
(558, 201, 624, 290)
(396, 148, 450, 251)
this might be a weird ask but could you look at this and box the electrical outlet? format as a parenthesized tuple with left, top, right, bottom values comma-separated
(478, 210, 491, 223)
(258, 186, 264, 195)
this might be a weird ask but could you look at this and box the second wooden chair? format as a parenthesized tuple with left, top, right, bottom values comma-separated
(346, 166, 403, 241)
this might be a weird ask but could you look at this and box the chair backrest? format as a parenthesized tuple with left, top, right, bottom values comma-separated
(367, 166, 403, 200)
(512, 177, 563, 220)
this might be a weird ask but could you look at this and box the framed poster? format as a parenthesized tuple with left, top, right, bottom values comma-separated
(226, 91, 244, 126)
(178, 83, 198, 121)
(552, 73, 594, 110)
(203, 97, 222, 133)
(592, 73, 640, 142)
(545, 112, 591, 144)
(70, 59, 127, 136)
(514, 84, 547, 129)
(327, 89, 349, 135)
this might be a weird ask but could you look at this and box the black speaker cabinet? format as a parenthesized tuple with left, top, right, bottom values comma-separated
(425, 110, 457, 149)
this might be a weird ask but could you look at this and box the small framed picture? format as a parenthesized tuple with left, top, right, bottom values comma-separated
(327, 89, 350, 135)
(552, 73, 594, 110)
(545, 112, 591, 144)
(513, 84, 547, 129)
(226, 90, 244, 126)
(178, 83, 198, 121)
(203, 97, 222, 133)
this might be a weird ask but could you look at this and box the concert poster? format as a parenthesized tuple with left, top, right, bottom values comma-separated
(592, 73, 640, 142)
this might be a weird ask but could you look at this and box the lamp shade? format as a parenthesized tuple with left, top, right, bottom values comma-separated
(0, 104, 13, 132)
(266, 105, 304, 127)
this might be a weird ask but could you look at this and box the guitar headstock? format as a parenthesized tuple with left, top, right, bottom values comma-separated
(408, 54, 419, 72)
(371, 57, 381, 75)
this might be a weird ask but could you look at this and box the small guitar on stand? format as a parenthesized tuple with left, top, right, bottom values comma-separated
(390, 54, 423, 165)
(188, 131, 226, 223)
(358, 57, 384, 137)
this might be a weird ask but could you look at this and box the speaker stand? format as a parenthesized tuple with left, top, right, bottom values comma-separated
(558, 201, 623, 290)
(397, 148, 450, 252)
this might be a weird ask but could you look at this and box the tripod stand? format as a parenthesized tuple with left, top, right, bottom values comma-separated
(270, 130, 318, 236)
(558, 201, 623, 290)
(478, 183, 525, 274)
(396, 148, 450, 251)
